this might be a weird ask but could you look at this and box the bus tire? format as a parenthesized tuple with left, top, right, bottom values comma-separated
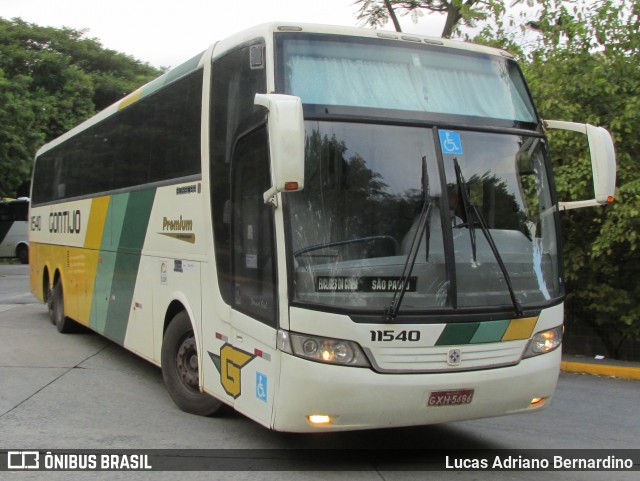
(46, 281, 55, 324)
(16, 244, 28, 264)
(161, 311, 223, 416)
(51, 279, 75, 333)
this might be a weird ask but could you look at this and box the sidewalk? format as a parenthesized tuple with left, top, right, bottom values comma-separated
(561, 354, 640, 380)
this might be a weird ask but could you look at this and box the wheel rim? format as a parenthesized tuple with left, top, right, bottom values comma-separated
(176, 334, 199, 393)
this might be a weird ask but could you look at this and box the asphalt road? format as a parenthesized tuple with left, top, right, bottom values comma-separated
(0, 264, 637, 480)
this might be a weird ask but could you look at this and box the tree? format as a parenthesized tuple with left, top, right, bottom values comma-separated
(526, 1, 640, 359)
(354, 0, 510, 38)
(353, 0, 640, 358)
(0, 18, 161, 198)
(475, 0, 640, 358)
(0, 69, 42, 198)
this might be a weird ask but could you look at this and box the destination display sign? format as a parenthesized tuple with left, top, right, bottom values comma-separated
(315, 276, 417, 293)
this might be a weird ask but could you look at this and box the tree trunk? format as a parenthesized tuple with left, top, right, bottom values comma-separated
(384, 0, 403, 32)
(441, 4, 462, 38)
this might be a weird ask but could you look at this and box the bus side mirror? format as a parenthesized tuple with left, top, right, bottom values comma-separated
(545, 120, 616, 211)
(254, 94, 305, 205)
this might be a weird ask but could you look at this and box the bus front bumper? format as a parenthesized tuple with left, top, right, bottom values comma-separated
(271, 348, 561, 432)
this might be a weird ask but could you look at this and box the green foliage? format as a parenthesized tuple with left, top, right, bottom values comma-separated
(0, 69, 41, 197)
(475, 0, 640, 358)
(356, 0, 640, 357)
(525, 1, 640, 358)
(0, 18, 162, 198)
(354, 0, 506, 38)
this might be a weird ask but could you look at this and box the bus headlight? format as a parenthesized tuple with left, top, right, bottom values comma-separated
(523, 326, 563, 358)
(278, 330, 370, 367)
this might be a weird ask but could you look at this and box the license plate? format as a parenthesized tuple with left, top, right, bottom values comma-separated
(427, 389, 474, 406)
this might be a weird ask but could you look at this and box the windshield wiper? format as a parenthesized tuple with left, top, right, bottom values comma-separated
(453, 158, 524, 318)
(386, 156, 432, 321)
(454, 159, 478, 264)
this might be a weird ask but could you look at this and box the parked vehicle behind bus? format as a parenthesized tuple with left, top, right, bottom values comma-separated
(29, 23, 615, 432)
(0, 197, 29, 264)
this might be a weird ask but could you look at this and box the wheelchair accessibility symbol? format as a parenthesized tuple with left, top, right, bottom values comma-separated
(256, 372, 267, 403)
(439, 130, 464, 155)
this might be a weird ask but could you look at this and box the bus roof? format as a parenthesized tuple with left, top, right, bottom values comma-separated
(35, 22, 514, 158)
(214, 22, 513, 60)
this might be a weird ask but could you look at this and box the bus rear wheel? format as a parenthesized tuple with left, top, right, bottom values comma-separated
(51, 279, 75, 333)
(161, 311, 223, 416)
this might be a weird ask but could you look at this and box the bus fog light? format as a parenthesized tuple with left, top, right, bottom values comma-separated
(307, 414, 333, 425)
(530, 397, 547, 406)
(288, 332, 370, 367)
(524, 326, 562, 358)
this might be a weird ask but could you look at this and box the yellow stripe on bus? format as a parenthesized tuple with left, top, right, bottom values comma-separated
(118, 89, 142, 110)
(502, 316, 538, 341)
(75, 196, 111, 326)
(84, 196, 110, 249)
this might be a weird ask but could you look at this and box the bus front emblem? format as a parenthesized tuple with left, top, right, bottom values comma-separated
(447, 348, 462, 366)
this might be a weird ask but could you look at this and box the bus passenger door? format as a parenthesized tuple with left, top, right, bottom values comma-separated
(224, 125, 279, 426)
(206, 41, 277, 426)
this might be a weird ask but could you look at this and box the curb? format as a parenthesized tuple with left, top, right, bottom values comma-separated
(560, 361, 640, 381)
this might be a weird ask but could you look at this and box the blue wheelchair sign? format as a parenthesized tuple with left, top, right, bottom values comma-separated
(439, 130, 464, 155)
(256, 372, 267, 403)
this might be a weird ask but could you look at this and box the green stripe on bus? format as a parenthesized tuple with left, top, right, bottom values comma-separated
(90, 193, 128, 333)
(106, 193, 129, 249)
(470, 319, 511, 344)
(435, 318, 533, 346)
(135, 53, 204, 103)
(91, 249, 117, 333)
(103, 189, 156, 344)
(162, 52, 204, 85)
(435, 322, 480, 346)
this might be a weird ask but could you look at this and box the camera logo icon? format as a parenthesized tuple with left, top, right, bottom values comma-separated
(7, 451, 40, 469)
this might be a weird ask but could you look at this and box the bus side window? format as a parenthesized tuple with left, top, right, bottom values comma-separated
(0, 203, 9, 222)
(230, 126, 277, 326)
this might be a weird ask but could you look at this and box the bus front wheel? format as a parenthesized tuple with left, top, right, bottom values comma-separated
(161, 311, 223, 416)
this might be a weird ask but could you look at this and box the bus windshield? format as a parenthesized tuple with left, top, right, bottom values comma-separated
(278, 34, 561, 315)
(286, 123, 561, 314)
(277, 34, 537, 123)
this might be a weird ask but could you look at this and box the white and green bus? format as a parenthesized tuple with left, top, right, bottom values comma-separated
(29, 23, 616, 432)
(1, 197, 30, 264)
